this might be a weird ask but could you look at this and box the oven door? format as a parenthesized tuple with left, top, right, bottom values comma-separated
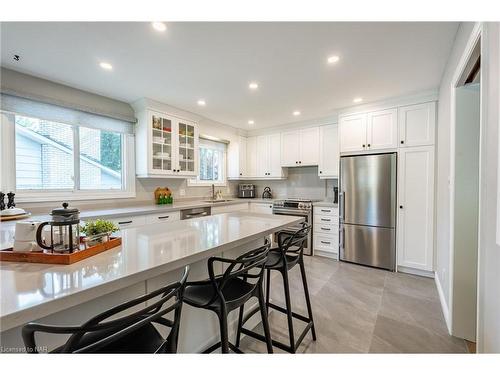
(271, 208, 312, 255)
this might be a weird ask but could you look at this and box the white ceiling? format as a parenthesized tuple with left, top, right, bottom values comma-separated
(0, 22, 458, 129)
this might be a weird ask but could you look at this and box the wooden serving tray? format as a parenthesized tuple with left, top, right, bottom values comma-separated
(0, 237, 122, 265)
(0, 213, 31, 222)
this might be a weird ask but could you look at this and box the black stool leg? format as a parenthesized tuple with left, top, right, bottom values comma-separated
(258, 286, 274, 353)
(218, 307, 230, 354)
(235, 305, 244, 347)
(265, 268, 271, 314)
(299, 259, 316, 340)
(281, 269, 296, 353)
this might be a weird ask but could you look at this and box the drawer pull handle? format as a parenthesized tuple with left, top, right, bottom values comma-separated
(321, 227, 331, 231)
(320, 241, 331, 245)
(118, 220, 132, 225)
(321, 209, 331, 213)
(320, 218, 331, 222)
(158, 216, 170, 219)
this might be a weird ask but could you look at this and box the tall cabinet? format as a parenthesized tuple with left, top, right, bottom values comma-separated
(135, 108, 199, 178)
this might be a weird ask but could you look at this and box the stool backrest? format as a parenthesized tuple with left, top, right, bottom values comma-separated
(206, 240, 270, 305)
(22, 266, 189, 353)
(277, 222, 311, 256)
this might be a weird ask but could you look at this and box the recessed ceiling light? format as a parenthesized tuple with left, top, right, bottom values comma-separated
(353, 97, 363, 103)
(197, 99, 206, 106)
(248, 82, 259, 90)
(152, 22, 167, 32)
(248, 120, 255, 125)
(327, 55, 340, 64)
(99, 62, 113, 70)
(293, 111, 301, 116)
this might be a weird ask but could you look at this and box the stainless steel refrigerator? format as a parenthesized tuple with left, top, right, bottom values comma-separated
(339, 153, 396, 271)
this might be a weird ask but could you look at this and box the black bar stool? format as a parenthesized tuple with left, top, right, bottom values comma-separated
(22, 266, 189, 353)
(236, 223, 316, 353)
(183, 241, 273, 354)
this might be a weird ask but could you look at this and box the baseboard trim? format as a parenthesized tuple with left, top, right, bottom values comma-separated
(314, 250, 338, 260)
(435, 271, 452, 335)
(397, 265, 434, 278)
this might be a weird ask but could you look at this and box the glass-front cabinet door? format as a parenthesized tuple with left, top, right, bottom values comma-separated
(175, 119, 198, 176)
(150, 111, 174, 174)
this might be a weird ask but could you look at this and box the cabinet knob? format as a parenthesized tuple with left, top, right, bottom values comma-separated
(400, 140, 404, 144)
(299, 161, 302, 164)
(319, 171, 322, 174)
(400, 205, 403, 209)
(296, 161, 298, 164)
(367, 144, 371, 147)
(362, 144, 366, 148)
(239, 172, 242, 176)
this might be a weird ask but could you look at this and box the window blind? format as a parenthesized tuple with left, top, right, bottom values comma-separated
(0, 94, 134, 134)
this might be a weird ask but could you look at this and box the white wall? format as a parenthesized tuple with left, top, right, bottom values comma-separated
(477, 22, 500, 353)
(435, 22, 475, 319)
(436, 22, 500, 352)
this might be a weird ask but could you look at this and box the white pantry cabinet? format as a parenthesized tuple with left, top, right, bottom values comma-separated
(228, 136, 247, 179)
(318, 124, 339, 178)
(397, 146, 435, 272)
(280, 127, 320, 167)
(398, 102, 436, 147)
(135, 109, 199, 178)
(340, 109, 398, 153)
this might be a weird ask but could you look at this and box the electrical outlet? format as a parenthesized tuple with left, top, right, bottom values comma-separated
(179, 189, 185, 196)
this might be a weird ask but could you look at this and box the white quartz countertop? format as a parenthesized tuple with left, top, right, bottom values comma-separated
(313, 201, 338, 208)
(0, 212, 301, 332)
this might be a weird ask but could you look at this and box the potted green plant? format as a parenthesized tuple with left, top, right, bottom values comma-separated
(80, 219, 119, 248)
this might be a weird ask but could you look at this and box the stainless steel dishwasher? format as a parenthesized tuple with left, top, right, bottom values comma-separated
(180, 206, 211, 220)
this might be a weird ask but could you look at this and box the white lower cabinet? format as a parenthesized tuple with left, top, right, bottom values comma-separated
(211, 203, 249, 215)
(313, 206, 339, 259)
(249, 202, 273, 214)
(145, 211, 180, 224)
(397, 146, 434, 272)
(110, 215, 147, 229)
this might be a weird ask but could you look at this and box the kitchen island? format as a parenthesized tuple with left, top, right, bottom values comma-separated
(0, 211, 301, 353)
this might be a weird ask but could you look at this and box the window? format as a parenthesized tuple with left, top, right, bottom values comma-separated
(189, 138, 227, 186)
(14, 114, 124, 192)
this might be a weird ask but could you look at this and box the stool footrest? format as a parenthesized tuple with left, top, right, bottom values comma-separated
(202, 341, 244, 354)
(238, 301, 315, 353)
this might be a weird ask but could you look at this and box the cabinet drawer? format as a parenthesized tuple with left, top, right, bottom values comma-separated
(145, 211, 180, 224)
(111, 215, 146, 229)
(314, 215, 338, 225)
(314, 206, 338, 216)
(314, 234, 338, 252)
(314, 223, 337, 235)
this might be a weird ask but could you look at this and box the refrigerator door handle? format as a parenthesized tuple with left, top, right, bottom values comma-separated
(339, 191, 345, 221)
(339, 224, 344, 250)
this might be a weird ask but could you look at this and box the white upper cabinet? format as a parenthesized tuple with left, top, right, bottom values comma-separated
(256, 135, 269, 177)
(399, 102, 436, 147)
(135, 109, 198, 178)
(280, 131, 301, 167)
(367, 109, 398, 150)
(255, 133, 286, 178)
(299, 127, 320, 165)
(228, 135, 247, 179)
(268, 133, 283, 177)
(397, 146, 435, 271)
(246, 136, 258, 178)
(318, 124, 339, 178)
(339, 114, 368, 153)
(280, 126, 319, 167)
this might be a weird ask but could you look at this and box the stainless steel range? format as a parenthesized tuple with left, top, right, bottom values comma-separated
(272, 198, 314, 255)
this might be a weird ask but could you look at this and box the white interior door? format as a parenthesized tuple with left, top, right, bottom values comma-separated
(318, 124, 339, 177)
(397, 146, 435, 271)
(280, 131, 300, 167)
(399, 102, 436, 147)
(299, 127, 320, 165)
(339, 114, 367, 153)
(367, 109, 398, 150)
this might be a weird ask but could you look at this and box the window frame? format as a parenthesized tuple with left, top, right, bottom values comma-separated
(188, 138, 228, 187)
(1, 111, 136, 203)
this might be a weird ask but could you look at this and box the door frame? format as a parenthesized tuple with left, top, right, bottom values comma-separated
(448, 22, 483, 343)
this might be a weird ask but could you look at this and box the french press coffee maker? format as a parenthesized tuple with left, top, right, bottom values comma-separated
(36, 203, 80, 253)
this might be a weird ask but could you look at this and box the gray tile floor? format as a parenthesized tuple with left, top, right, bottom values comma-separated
(239, 256, 467, 353)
